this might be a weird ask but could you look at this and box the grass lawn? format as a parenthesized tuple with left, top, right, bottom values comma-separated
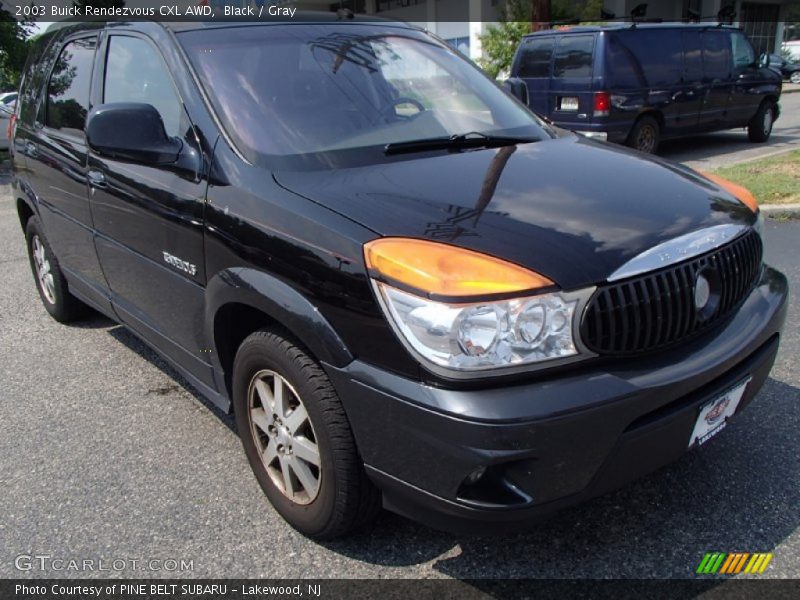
(712, 150, 800, 205)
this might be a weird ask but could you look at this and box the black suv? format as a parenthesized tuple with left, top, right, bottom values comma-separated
(11, 18, 787, 539)
(509, 24, 783, 153)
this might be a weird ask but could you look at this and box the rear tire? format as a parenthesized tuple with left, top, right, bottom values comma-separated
(233, 329, 381, 539)
(626, 115, 660, 154)
(25, 217, 89, 323)
(790, 72, 800, 85)
(748, 101, 775, 143)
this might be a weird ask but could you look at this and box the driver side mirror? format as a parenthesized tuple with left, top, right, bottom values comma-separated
(502, 78, 529, 107)
(86, 103, 181, 165)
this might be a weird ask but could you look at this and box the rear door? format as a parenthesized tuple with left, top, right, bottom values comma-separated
(24, 32, 112, 311)
(515, 36, 555, 116)
(698, 29, 733, 130)
(88, 32, 213, 385)
(549, 34, 596, 128)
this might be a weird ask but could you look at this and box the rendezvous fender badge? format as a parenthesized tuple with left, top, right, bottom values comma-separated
(162, 251, 198, 276)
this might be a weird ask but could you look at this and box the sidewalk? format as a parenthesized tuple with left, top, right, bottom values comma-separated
(784, 83, 800, 94)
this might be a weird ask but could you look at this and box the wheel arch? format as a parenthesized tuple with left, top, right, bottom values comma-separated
(206, 268, 355, 403)
(16, 196, 35, 232)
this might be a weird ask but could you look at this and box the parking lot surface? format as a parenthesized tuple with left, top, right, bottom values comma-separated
(0, 166, 798, 579)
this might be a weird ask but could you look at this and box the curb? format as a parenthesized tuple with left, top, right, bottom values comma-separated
(761, 203, 800, 218)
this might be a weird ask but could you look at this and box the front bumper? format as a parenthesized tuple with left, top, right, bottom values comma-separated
(324, 266, 788, 534)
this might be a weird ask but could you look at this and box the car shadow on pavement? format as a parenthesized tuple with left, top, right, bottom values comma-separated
(322, 377, 799, 577)
(106, 324, 237, 434)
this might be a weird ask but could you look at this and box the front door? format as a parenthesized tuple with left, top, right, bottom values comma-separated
(88, 33, 212, 385)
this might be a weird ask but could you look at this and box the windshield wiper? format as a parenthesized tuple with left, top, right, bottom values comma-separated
(384, 132, 538, 156)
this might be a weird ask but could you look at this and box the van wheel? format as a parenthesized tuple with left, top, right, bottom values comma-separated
(25, 217, 89, 323)
(748, 101, 775, 143)
(232, 330, 381, 539)
(627, 116, 660, 154)
(790, 72, 800, 85)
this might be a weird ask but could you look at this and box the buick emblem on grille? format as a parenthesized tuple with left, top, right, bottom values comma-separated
(694, 273, 711, 311)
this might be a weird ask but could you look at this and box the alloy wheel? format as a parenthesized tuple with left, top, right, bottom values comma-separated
(247, 369, 321, 505)
(32, 236, 56, 304)
(637, 125, 656, 153)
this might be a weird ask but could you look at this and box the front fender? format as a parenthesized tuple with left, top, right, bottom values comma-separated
(205, 267, 355, 370)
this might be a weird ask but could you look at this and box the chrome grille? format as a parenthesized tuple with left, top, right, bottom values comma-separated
(582, 229, 763, 355)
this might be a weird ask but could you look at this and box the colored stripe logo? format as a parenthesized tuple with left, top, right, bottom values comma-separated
(697, 552, 773, 574)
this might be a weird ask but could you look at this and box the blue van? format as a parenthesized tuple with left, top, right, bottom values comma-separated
(509, 24, 782, 153)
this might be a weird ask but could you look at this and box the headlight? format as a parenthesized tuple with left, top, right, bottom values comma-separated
(375, 283, 584, 371)
(364, 237, 592, 374)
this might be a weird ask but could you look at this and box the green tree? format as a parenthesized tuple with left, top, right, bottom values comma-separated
(478, 1, 604, 79)
(0, 10, 33, 90)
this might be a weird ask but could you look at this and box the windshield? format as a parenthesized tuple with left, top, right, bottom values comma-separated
(178, 24, 550, 167)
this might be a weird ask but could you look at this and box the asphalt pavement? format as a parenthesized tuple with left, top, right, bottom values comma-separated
(0, 138, 798, 581)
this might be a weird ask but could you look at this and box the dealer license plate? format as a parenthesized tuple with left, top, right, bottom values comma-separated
(688, 377, 752, 448)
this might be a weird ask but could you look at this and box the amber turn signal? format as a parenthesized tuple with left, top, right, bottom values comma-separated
(701, 172, 759, 214)
(364, 238, 553, 297)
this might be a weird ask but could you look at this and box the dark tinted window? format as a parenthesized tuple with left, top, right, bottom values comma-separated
(518, 37, 554, 78)
(18, 34, 57, 126)
(104, 36, 183, 137)
(46, 38, 96, 135)
(553, 35, 594, 78)
(731, 32, 755, 68)
(607, 30, 682, 87)
(682, 31, 703, 82)
(703, 31, 731, 79)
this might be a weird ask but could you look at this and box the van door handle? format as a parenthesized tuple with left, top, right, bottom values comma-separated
(87, 169, 106, 189)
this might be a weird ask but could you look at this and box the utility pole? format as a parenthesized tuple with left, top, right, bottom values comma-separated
(530, 0, 551, 32)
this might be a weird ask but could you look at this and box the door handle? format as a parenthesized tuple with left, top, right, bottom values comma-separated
(87, 169, 106, 189)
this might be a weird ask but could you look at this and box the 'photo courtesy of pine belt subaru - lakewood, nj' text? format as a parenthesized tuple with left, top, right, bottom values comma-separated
(9, 15, 787, 539)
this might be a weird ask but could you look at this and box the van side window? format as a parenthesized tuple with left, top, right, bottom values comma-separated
(553, 35, 594, 78)
(682, 31, 703, 82)
(702, 31, 732, 80)
(731, 32, 755, 69)
(104, 36, 183, 138)
(607, 30, 682, 88)
(519, 38, 554, 78)
(45, 37, 96, 136)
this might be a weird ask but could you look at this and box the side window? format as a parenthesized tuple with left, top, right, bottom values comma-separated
(553, 35, 594, 78)
(46, 37, 96, 136)
(518, 38, 554, 78)
(104, 36, 183, 138)
(682, 31, 703, 82)
(731, 32, 755, 69)
(702, 31, 732, 80)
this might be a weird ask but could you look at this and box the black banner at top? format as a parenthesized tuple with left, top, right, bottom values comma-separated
(0, 0, 793, 24)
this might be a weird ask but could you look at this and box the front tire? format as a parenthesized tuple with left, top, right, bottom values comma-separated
(790, 72, 800, 85)
(25, 217, 89, 323)
(748, 101, 775, 143)
(233, 330, 380, 539)
(626, 115, 660, 154)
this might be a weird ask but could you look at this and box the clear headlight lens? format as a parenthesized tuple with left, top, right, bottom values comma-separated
(376, 283, 580, 371)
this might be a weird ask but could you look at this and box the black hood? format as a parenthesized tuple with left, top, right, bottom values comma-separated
(274, 136, 756, 290)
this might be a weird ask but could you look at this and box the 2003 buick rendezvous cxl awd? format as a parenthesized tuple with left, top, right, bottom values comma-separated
(10, 17, 787, 539)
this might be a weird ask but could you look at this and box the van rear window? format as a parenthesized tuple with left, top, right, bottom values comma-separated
(518, 37, 554, 78)
(553, 35, 594, 78)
